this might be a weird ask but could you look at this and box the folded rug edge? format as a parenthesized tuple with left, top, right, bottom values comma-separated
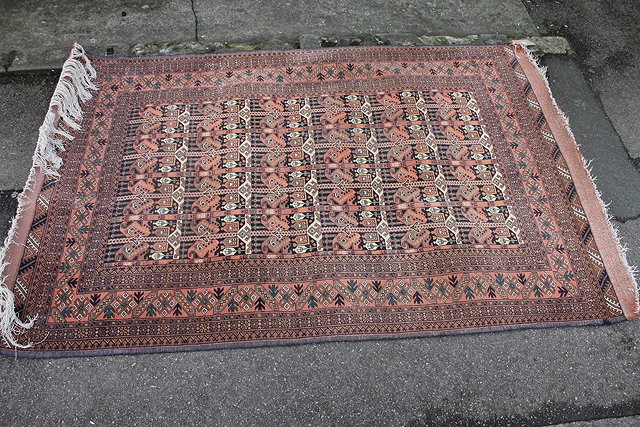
(512, 41, 639, 320)
(0, 43, 98, 349)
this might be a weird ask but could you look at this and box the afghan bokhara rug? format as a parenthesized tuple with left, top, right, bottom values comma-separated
(0, 43, 637, 357)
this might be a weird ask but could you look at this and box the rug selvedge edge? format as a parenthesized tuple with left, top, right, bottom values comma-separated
(0, 315, 625, 359)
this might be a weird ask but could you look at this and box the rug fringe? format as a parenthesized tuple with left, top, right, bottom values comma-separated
(34, 43, 98, 177)
(511, 41, 640, 317)
(0, 43, 97, 349)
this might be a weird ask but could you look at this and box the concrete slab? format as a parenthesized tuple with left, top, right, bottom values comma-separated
(594, 68, 640, 159)
(0, 0, 538, 71)
(522, 0, 640, 159)
(0, 55, 639, 426)
(543, 55, 640, 220)
(0, 0, 195, 71)
(194, 0, 537, 44)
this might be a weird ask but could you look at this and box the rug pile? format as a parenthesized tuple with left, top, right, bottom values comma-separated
(0, 43, 637, 356)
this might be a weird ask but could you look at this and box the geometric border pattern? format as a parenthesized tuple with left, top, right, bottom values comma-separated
(7, 45, 624, 355)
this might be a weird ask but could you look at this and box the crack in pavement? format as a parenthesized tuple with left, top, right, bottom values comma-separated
(190, 0, 199, 41)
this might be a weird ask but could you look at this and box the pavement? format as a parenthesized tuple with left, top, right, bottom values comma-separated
(0, 1, 639, 426)
(523, 0, 640, 164)
(0, 0, 537, 70)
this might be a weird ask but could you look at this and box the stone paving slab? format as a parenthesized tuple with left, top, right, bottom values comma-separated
(594, 69, 640, 160)
(522, 0, 640, 160)
(0, 0, 537, 71)
(543, 56, 640, 220)
(193, 0, 537, 44)
(617, 219, 640, 278)
(0, 0, 195, 71)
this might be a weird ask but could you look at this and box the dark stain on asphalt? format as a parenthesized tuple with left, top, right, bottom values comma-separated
(1, 50, 18, 72)
(0, 190, 18, 240)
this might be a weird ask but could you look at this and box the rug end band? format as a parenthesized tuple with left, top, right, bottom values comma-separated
(511, 41, 640, 320)
(0, 43, 98, 350)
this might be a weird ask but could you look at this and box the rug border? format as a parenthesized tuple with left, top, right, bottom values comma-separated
(512, 43, 639, 320)
(1, 43, 636, 357)
(0, 316, 624, 359)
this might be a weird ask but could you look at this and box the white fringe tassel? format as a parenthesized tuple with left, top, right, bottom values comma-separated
(512, 41, 640, 312)
(35, 44, 98, 177)
(0, 43, 97, 349)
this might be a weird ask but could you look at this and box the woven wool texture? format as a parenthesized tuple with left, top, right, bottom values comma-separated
(1, 44, 637, 356)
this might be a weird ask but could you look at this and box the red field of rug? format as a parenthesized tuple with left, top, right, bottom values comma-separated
(0, 43, 637, 356)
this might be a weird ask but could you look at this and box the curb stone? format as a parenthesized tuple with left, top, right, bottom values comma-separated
(1, 35, 569, 69)
(125, 35, 569, 61)
(511, 36, 573, 55)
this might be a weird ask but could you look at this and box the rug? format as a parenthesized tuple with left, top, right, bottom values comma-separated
(0, 43, 637, 357)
